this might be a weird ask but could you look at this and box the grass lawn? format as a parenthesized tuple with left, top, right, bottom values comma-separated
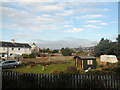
(4, 59, 75, 74)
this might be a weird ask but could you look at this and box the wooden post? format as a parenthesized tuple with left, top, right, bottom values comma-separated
(75, 58, 78, 67)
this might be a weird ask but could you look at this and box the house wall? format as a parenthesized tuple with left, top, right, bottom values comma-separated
(0, 47, 31, 58)
(31, 45, 40, 54)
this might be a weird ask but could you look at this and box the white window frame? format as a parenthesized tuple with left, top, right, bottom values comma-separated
(87, 60, 93, 65)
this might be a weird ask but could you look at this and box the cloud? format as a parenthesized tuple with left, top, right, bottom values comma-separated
(77, 14, 104, 19)
(99, 22, 108, 25)
(1, 6, 65, 31)
(84, 25, 100, 28)
(56, 8, 108, 16)
(56, 9, 74, 16)
(64, 25, 73, 27)
(1, 0, 119, 2)
(64, 28, 84, 33)
(32, 38, 98, 49)
(13, 32, 35, 37)
(86, 20, 101, 23)
(34, 5, 65, 12)
(95, 33, 105, 36)
(42, 14, 51, 17)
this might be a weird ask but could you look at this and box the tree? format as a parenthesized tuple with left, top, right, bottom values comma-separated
(61, 47, 73, 56)
(52, 49, 59, 54)
(94, 38, 117, 57)
(116, 34, 120, 56)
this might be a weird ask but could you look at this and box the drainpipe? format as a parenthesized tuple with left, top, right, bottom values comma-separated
(5, 44, 9, 59)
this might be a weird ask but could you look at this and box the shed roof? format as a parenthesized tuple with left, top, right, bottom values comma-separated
(74, 55, 96, 60)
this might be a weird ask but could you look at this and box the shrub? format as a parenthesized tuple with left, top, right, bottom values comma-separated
(22, 54, 29, 58)
(22, 54, 36, 58)
(64, 66, 78, 74)
(86, 70, 107, 75)
(29, 53, 36, 58)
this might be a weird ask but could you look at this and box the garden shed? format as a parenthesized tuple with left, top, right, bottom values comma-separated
(73, 56, 97, 70)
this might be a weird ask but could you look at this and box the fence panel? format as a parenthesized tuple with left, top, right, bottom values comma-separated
(2, 71, 120, 89)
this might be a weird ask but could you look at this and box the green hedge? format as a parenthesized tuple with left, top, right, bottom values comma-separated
(22, 53, 36, 58)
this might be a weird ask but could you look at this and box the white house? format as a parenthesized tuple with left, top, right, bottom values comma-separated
(0, 39, 31, 59)
(31, 43, 40, 54)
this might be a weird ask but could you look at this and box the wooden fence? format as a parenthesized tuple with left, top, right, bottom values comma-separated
(2, 71, 120, 89)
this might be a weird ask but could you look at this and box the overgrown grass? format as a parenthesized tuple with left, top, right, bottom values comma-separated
(3, 59, 75, 74)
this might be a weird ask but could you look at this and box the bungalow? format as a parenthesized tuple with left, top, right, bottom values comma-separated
(73, 56, 97, 70)
(0, 39, 31, 59)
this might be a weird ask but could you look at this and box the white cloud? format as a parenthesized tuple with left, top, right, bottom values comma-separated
(2, 6, 65, 31)
(64, 28, 84, 33)
(56, 9, 74, 16)
(56, 8, 108, 16)
(33, 38, 98, 49)
(95, 33, 105, 36)
(77, 14, 104, 19)
(37, 5, 64, 12)
(64, 25, 73, 27)
(86, 20, 101, 23)
(1, 0, 119, 2)
(42, 14, 51, 17)
(84, 25, 100, 28)
(99, 22, 108, 25)
(13, 32, 35, 37)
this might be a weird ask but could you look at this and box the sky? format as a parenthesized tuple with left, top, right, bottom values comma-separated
(0, 1, 119, 49)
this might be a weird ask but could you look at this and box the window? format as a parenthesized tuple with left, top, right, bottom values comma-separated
(8, 61, 16, 63)
(12, 48, 14, 50)
(18, 48, 20, 50)
(5, 61, 16, 64)
(2, 54, 4, 57)
(87, 60, 93, 65)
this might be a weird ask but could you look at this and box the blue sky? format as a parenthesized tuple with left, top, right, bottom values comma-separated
(0, 2, 119, 49)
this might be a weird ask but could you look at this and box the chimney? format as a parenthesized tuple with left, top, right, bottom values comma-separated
(11, 39, 15, 43)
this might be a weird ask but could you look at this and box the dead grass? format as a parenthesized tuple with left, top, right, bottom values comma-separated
(17, 56, 73, 63)
(96, 58, 106, 66)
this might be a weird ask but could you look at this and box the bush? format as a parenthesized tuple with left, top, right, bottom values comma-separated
(22, 54, 29, 58)
(64, 66, 78, 74)
(86, 70, 107, 75)
(61, 47, 73, 56)
(29, 53, 36, 58)
(22, 54, 36, 58)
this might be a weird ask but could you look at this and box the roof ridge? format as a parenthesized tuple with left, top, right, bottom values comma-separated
(0, 41, 29, 44)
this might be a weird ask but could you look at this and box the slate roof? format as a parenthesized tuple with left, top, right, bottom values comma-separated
(0, 41, 31, 48)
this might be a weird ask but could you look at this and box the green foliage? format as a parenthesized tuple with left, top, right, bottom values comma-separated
(52, 49, 59, 53)
(64, 66, 78, 74)
(94, 38, 117, 57)
(29, 53, 36, 58)
(61, 47, 73, 56)
(116, 34, 120, 56)
(22, 53, 36, 58)
(22, 54, 29, 58)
